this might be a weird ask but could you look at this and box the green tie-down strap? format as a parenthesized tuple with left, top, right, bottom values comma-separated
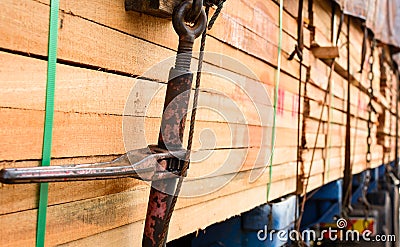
(37, 0, 59, 246)
(268, 0, 283, 202)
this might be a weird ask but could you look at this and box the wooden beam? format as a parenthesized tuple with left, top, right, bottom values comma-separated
(311, 46, 340, 59)
(125, 0, 179, 18)
(124, 0, 223, 18)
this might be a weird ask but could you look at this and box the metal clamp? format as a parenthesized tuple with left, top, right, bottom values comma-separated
(0, 145, 186, 184)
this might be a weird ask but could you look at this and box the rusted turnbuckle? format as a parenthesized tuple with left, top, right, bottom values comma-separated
(143, 1, 207, 246)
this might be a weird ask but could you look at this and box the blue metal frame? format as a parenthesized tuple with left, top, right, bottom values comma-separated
(191, 196, 297, 247)
(351, 166, 383, 205)
(300, 165, 387, 230)
(300, 180, 342, 230)
(172, 164, 395, 246)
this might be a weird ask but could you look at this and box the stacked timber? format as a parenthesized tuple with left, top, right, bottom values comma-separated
(301, 0, 399, 194)
(0, 0, 304, 246)
(0, 0, 399, 246)
(377, 46, 399, 164)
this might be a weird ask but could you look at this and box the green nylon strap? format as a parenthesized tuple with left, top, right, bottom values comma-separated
(326, 79, 334, 181)
(267, 0, 283, 202)
(36, 1, 59, 246)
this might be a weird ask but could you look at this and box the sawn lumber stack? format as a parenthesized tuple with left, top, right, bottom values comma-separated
(0, 0, 399, 246)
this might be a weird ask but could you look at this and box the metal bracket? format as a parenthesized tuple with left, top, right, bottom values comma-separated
(0, 145, 186, 184)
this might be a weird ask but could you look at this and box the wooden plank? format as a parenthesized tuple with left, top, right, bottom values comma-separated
(305, 99, 346, 124)
(304, 168, 344, 193)
(302, 157, 344, 176)
(302, 147, 345, 162)
(0, 51, 304, 117)
(0, 107, 301, 160)
(304, 117, 371, 134)
(304, 83, 346, 112)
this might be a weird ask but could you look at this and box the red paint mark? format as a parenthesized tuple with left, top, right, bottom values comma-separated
(358, 98, 366, 113)
(292, 94, 299, 117)
(277, 88, 285, 116)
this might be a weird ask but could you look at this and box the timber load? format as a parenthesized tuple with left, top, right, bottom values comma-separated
(1, 0, 400, 246)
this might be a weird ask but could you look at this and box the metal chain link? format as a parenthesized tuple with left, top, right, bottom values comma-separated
(362, 39, 376, 228)
(366, 39, 376, 164)
(388, 69, 393, 163)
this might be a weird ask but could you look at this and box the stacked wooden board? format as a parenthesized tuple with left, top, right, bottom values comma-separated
(377, 46, 399, 164)
(300, 0, 400, 194)
(0, 0, 399, 246)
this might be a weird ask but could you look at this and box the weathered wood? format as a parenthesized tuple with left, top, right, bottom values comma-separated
(123, 0, 226, 18)
(124, 0, 179, 18)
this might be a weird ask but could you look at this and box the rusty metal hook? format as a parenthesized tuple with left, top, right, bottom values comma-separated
(173, 1, 207, 42)
(186, 0, 203, 23)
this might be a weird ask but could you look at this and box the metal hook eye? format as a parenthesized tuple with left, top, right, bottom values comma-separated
(173, 1, 207, 41)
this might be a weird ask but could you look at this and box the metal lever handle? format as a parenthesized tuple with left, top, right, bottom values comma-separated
(0, 146, 186, 184)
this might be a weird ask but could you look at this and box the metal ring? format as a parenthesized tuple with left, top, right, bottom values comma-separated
(366, 153, 372, 163)
(173, 1, 207, 40)
(368, 55, 374, 65)
(368, 71, 374, 81)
